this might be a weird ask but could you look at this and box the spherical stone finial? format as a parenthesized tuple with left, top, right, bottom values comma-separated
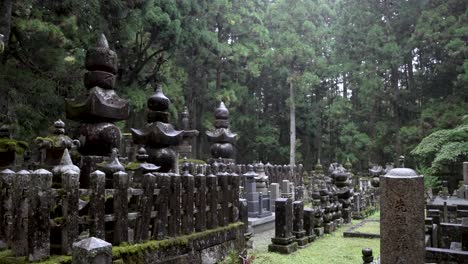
(136, 147, 148, 162)
(54, 119, 66, 134)
(385, 168, 418, 177)
(214, 101, 229, 120)
(147, 85, 170, 112)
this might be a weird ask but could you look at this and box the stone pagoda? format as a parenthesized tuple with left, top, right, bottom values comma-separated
(131, 86, 183, 172)
(66, 34, 129, 186)
(176, 106, 199, 159)
(206, 102, 237, 164)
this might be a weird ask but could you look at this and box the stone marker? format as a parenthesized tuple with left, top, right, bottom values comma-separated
(464, 162, 468, 183)
(72, 237, 112, 264)
(462, 217, 468, 251)
(292, 201, 308, 247)
(380, 168, 424, 264)
(303, 208, 316, 242)
(269, 183, 280, 211)
(268, 198, 297, 254)
(362, 248, 373, 264)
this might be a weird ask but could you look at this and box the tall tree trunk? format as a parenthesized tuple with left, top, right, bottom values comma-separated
(391, 66, 402, 167)
(289, 77, 296, 174)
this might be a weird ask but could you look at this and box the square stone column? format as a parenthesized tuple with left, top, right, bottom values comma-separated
(380, 168, 424, 264)
(268, 198, 297, 254)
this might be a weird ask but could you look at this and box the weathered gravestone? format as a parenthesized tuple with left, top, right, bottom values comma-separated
(268, 198, 298, 254)
(380, 168, 424, 264)
(72, 237, 112, 264)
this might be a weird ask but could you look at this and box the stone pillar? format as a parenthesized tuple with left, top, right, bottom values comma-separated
(269, 183, 280, 211)
(462, 218, 468, 251)
(90, 170, 106, 239)
(281, 180, 291, 198)
(12, 170, 30, 256)
(464, 162, 468, 183)
(28, 169, 52, 261)
(292, 201, 308, 247)
(380, 168, 424, 264)
(72, 237, 112, 264)
(268, 198, 297, 254)
(62, 170, 80, 254)
(0, 169, 14, 248)
(303, 208, 316, 242)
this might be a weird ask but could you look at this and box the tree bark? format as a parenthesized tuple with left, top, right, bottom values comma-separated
(289, 77, 296, 174)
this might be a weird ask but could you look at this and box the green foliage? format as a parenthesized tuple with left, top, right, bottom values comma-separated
(419, 167, 442, 192)
(411, 118, 468, 171)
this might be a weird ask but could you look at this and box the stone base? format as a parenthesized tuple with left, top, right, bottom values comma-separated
(295, 236, 309, 248)
(314, 227, 324, 237)
(257, 211, 273, 218)
(268, 242, 298, 254)
(324, 222, 335, 234)
(308, 234, 316, 243)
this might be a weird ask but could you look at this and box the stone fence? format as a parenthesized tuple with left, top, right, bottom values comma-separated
(0, 168, 243, 262)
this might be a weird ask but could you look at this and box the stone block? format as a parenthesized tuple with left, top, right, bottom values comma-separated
(72, 237, 112, 264)
(268, 242, 298, 254)
(380, 168, 424, 264)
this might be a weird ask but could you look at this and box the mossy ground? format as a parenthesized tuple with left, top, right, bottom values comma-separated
(251, 211, 381, 264)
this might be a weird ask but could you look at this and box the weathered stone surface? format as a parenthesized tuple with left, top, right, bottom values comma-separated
(153, 173, 170, 239)
(303, 208, 316, 242)
(135, 173, 155, 242)
(462, 217, 468, 251)
(12, 170, 30, 256)
(206, 102, 237, 160)
(207, 174, 218, 229)
(0, 169, 14, 246)
(182, 171, 195, 234)
(62, 170, 80, 254)
(168, 174, 181, 237)
(464, 162, 468, 183)
(269, 198, 297, 254)
(72, 237, 112, 264)
(195, 173, 207, 232)
(113, 171, 129, 244)
(380, 168, 424, 264)
(90, 170, 106, 239)
(28, 169, 52, 261)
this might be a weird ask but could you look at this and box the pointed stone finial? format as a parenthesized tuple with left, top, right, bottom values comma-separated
(97, 34, 109, 48)
(215, 101, 229, 120)
(53, 148, 80, 175)
(148, 85, 170, 112)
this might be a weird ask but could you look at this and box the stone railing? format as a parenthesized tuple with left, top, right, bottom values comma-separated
(0, 168, 244, 262)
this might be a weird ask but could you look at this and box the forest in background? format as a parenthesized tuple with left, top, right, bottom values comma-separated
(0, 0, 466, 176)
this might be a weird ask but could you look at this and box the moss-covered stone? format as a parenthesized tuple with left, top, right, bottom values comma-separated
(0, 139, 28, 154)
(0, 250, 71, 264)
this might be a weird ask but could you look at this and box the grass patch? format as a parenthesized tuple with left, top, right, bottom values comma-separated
(354, 221, 380, 235)
(252, 212, 380, 264)
(367, 210, 380, 220)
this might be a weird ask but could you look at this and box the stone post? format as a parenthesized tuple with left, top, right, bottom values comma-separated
(380, 168, 424, 264)
(62, 170, 80, 254)
(194, 172, 207, 232)
(462, 218, 468, 251)
(0, 169, 14, 248)
(135, 173, 155, 242)
(269, 183, 280, 211)
(181, 171, 194, 234)
(28, 169, 52, 261)
(153, 173, 170, 239)
(113, 171, 129, 244)
(206, 173, 218, 229)
(12, 170, 30, 256)
(72, 237, 112, 264)
(464, 162, 468, 183)
(362, 248, 373, 264)
(303, 208, 316, 242)
(292, 201, 308, 247)
(168, 173, 181, 236)
(90, 170, 106, 239)
(268, 198, 297, 254)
